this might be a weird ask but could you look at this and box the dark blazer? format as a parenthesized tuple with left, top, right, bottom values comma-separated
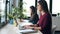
(29, 14, 39, 24)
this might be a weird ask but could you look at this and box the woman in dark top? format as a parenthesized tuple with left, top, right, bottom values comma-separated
(29, 6, 39, 24)
(24, 0, 52, 34)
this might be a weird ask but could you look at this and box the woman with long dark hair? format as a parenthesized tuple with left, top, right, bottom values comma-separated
(29, 6, 39, 24)
(36, 0, 52, 34)
(25, 0, 52, 34)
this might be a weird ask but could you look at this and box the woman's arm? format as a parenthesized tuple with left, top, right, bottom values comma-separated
(30, 24, 38, 27)
(33, 27, 41, 30)
(26, 26, 42, 30)
(24, 24, 39, 29)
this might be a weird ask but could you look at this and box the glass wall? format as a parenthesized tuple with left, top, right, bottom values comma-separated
(0, 0, 6, 23)
(23, 0, 35, 17)
(45, 0, 50, 9)
(52, 0, 60, 14)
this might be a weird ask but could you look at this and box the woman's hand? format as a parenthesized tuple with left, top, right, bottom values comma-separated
(24, 25, 31, 29)
(29, 24, 37, 27)
(24, 25, 41, 31)
(24, 25, 35, 29)
(33, 27, 41, 30)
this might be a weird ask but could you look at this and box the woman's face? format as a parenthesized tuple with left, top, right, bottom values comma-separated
(30, 8, 33, 16)
(30, 8, 32, 12)
(37, 3, 42, 11)
(30, 8, 32, 13)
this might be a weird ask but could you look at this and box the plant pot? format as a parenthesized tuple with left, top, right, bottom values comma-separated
(9, 19, 13, 24)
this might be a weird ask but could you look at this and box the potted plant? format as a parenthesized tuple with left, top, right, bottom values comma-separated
(18, 0, 24, 22)
(8, 14, 14, 24)
(12, 0, 27, 22)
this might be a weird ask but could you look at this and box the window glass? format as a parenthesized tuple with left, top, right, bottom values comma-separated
(23, 0, 35, 17)
(0, 0, 6, 23)
(52, 0, 60, 14)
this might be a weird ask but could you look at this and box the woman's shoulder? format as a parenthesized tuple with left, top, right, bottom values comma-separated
(45, 12, 51, 16)
(44, 12, 51, 18)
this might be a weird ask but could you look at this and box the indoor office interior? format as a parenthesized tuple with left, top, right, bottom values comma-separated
(0, 0, 60, 34)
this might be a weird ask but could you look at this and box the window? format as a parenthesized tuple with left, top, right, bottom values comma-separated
(45, 0, 50, 9)
(52, 0, 60, 14)
(0, 0, 6, 23)
(23, 0, 35, 17)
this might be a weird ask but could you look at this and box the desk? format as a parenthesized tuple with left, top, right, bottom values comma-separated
(18, 20, 43, 34)
(0, 24, 21, 34)
(0, 20, 42, 34)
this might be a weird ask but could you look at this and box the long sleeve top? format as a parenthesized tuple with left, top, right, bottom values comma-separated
(29, 14, 39, 24)
(37, 12, 52, 34)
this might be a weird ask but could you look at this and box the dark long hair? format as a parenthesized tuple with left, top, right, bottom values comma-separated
(38, 0, 49, 13)
(30, 6, 37, 16)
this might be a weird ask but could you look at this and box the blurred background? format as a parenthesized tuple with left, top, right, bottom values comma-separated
(0, 0, 60, 34)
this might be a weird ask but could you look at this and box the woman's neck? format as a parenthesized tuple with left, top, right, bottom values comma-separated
(40, 10, 46, 16)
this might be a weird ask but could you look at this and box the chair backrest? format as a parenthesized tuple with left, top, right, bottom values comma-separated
(52, 25, 57, 34)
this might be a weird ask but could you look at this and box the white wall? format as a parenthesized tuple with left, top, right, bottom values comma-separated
(52, 16, 60, 31)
